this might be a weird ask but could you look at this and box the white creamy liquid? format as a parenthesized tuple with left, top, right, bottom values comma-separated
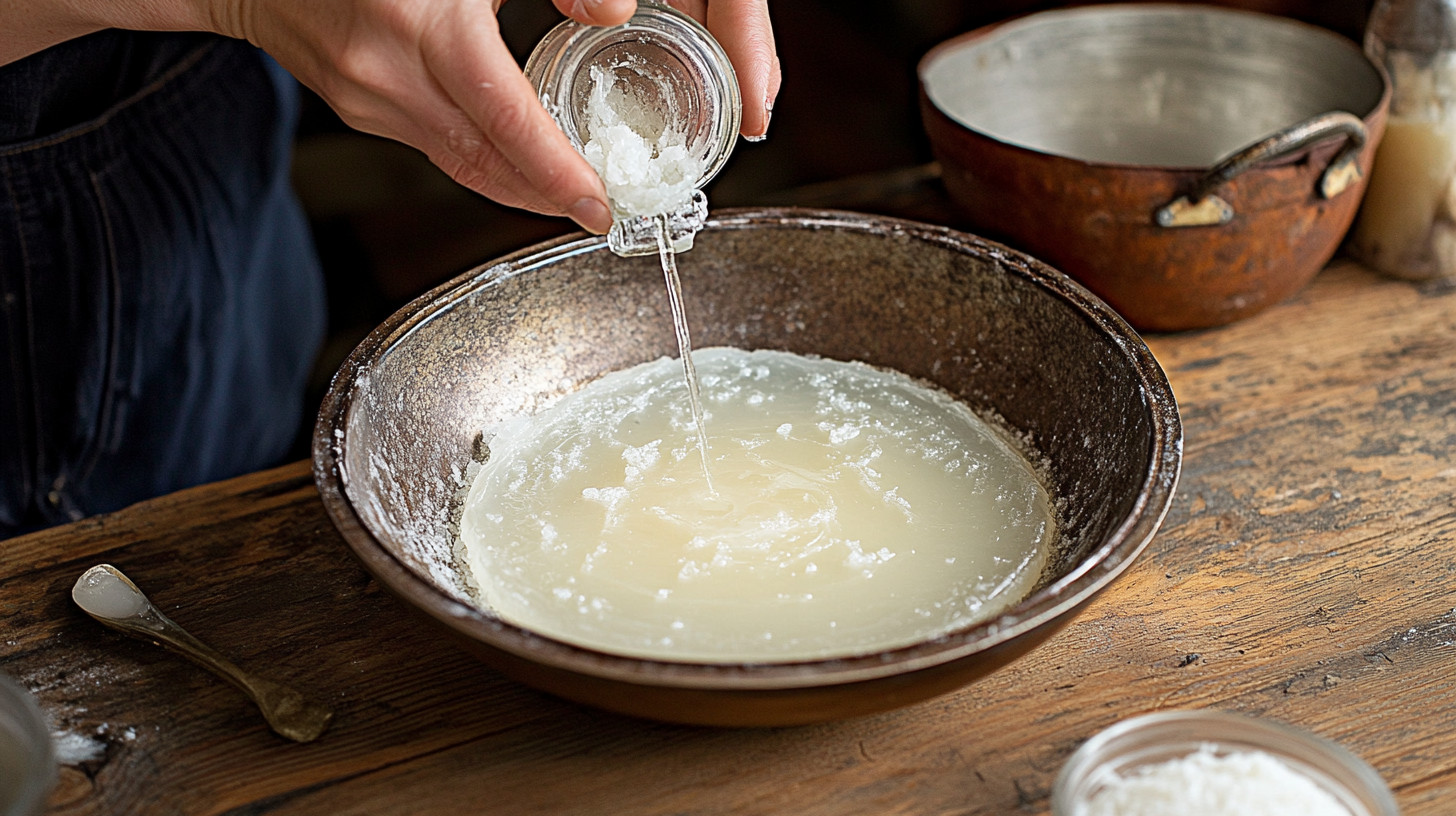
(581, 63, 703, 220)
(458, 348, 1055, 663)
(72, 568, 145, 620)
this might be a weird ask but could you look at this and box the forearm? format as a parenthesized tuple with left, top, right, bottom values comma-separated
(0, 0, 224, 66)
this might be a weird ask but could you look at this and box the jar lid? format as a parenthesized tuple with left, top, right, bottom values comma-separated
(525, 2, 743, 192)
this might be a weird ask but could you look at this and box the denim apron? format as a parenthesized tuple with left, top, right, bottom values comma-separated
(0, 32, 326, 536)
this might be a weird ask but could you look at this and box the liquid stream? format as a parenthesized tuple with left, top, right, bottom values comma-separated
(584, 59, 713, 485)
(654, 214, 714, 491)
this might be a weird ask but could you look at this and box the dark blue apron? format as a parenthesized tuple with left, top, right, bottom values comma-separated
(0, 32, 325, 536)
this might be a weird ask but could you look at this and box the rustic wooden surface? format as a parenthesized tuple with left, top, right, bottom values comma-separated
(1, 259, 1454, 815)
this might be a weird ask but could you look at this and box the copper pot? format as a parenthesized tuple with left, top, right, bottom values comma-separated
(920, 4, 1389, 331)
(313, 209, 1181, 727)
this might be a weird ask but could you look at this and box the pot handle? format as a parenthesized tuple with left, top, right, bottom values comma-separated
(1156, 111, 1368, 228)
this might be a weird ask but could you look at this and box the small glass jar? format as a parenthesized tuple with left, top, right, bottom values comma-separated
(525, 1, 742, 257)
(1051, 710, 1399, 816)
(1349, 0, 1456, 280)
(0, 673, 55, 816)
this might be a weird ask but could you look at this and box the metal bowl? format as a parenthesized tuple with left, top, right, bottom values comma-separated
(920, 4, 1389, 331)
(313, 209, 1182, 726)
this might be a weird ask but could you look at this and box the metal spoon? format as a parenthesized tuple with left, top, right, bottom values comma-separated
(71, 564, 333, 743)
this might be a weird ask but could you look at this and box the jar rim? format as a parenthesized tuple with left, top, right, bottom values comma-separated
(1050, 710, 1399, 816)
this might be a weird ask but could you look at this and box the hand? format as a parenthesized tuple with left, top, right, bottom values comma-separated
(2, 0, 779, 233)
(213, 0, 780, 233)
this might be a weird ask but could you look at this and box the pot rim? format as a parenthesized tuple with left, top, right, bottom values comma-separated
(917, 3, 1391, 174)
(312, 208, 1183, 692)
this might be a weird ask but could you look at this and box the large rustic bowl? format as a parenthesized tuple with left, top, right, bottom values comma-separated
(313, 209, 1181, 727)
(920, 4, 1388, 331)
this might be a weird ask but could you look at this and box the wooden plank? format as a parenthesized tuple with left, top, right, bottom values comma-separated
(2, 263, 1453, 815)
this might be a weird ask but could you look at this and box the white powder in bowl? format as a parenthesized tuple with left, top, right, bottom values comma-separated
(581, 64, 703, 219)
(1083, 745, 1352, 816)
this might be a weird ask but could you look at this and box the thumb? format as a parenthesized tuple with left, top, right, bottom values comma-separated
(552, 0, 637, 26)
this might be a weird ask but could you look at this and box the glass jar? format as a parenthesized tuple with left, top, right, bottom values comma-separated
(1051, 711, 1399, 816)
(0, 673, 55, 816)
(525, 2, 742, 257)
(1349, 0, 1456, 280)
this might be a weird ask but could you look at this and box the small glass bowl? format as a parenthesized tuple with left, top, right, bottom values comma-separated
(524, 1, 741, 256)
(0, 673, 55, 816)
(1052, 710, 1399, 816)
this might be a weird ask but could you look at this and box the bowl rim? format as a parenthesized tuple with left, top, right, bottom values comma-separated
(312, 208, 1183, 691)
(917, 2, 1390, 173)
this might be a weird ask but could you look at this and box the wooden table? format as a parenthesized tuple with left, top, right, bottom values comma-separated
(3, 251, 1455, 814)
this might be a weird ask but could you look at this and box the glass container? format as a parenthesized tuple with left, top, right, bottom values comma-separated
(0, 673, 55, 816)
(1349, 0, 1456, 280)
(525, 1, 742, 257)
(1052, 710, 1399, 816)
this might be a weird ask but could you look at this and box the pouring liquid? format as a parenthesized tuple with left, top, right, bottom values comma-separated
(654, 214, 714, 490)
(582, 58, 715, 485)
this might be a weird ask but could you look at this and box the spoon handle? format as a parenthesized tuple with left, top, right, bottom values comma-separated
(103, 607, 264, 702)
(73, 564, 333, 743)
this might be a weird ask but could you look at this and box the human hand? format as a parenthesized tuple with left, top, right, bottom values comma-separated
(212, 0, 780, 233)
(658, 1, 779, 142)
(0, 0, 778, 232)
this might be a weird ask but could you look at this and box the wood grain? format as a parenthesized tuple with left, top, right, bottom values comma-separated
(1, 262, 1453, 816)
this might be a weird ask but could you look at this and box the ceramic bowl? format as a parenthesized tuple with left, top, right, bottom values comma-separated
(313, 209, 1182, 726)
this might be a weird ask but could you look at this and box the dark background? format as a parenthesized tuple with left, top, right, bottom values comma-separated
(288, 0, 1377, 450)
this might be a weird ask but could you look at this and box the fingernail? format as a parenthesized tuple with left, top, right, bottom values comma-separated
(745, 97, 774, 143)
(569, 197, 613, 234)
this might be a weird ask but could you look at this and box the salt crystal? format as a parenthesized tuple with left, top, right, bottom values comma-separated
(1083, 745, 1351, 816)
(581, 65, 702, 219)
(50, 731, 105, 765)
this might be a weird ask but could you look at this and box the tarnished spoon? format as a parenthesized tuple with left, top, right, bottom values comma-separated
(71, 564, 333, 743)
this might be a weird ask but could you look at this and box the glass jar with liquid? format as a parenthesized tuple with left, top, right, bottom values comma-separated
(1349, 0, 1456, 280)
(524, 1, 742, 256)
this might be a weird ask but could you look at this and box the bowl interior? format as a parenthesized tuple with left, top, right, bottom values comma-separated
(921, 4, 1385, 167)
(325, 211, 1178, 674)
